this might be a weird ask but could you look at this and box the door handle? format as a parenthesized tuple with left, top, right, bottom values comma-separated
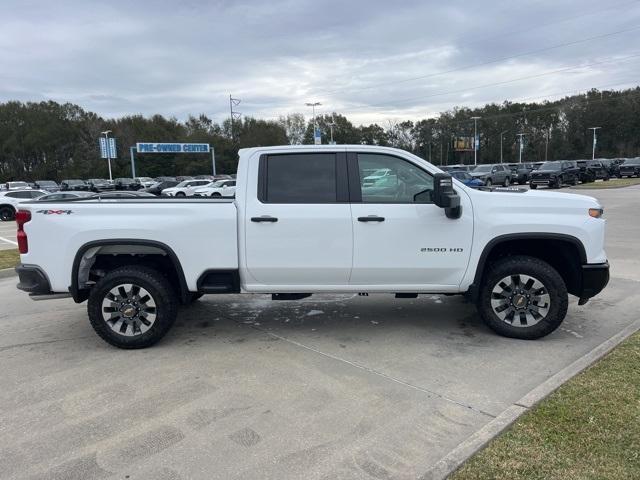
(358, 215, 385, 222)
(251, 216, 278, 223)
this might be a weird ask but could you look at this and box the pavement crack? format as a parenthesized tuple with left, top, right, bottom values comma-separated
(243, 321, 496, 419)
(0, 336, 95, 352)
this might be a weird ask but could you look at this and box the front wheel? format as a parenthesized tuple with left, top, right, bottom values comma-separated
(87, 266, 178, 349)
(485, 179, 492, 187)
(503, 177, 511, 187)
(530, 184, 537, 189)
(176, 192, 186, 197)
(477, 255, 568, 339)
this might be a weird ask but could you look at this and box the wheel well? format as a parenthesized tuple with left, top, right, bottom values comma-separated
(475, 236, 584, 297)
(71, 241, 188, 303)
(0, 203, 16, 212)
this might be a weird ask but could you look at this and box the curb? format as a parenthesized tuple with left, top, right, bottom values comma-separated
(0, 268, 17, 279)
(421, 317, 640, 480)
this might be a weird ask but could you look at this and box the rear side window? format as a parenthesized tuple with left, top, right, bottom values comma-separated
(7, 191, 32, 198)
(261, 153, 338, 203)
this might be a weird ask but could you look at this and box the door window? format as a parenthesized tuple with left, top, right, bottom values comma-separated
(262, 153, 337, 203)
(357, 154, 433, 203)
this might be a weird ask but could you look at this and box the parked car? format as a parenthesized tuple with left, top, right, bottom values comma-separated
(91, 191, 156, 199)
(576, 160, 610, 183)
(618, 158, 640, 177)
(142, 180, 180, 195)
(599, 159, 622, 178)
(449, 170, 484, 188)
(0, 189, 47, 221)
(33, 180, 60, 192)
(362, 168, 392, 187)
(506, 163, 535, 184)
(5, 181, 31, 191)
(161, 179, 212, 197)
(440, 165, 471, 173)
(86, 178, 115, 192)
(469, 164, 511, 187)
(60, 179, 88, 191)
(194, 175, 216, 181)
(529, 161, 580, 189)
(37, 191, 94, 201)
(193, 179, 237, 197)
(154, 176, 177, 182)
(135, 177, 156, 188)
(14, 145, 609, 348)
(114, 178, 142, 190)
(175, 176, 194, 182)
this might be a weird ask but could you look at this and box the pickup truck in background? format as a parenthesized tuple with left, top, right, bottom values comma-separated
(14, 145, 609, 348)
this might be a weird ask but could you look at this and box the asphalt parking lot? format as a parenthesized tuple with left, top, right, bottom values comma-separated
(1, 186, 639, 480)
(0, 221, 18, 250)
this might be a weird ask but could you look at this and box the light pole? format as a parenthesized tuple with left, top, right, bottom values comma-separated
(499, 130, 508, 163)
(101, 130, 113, 181)
(517, 133, 526, 163)
(588, 127, 601, 160)
(471, 116, 481, 165)
(545, 126, 551, 162)
(305, 102, 321, 144)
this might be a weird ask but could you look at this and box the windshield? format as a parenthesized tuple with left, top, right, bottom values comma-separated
(473, 165, 492, 173)
(66, 180, 83, 185)
(88, 179, 105, 183)
(623, 159, 640, 166)
(451, 171, 471, 180)
(539, 162, 561, 171)
(137, 177, 153, 181)
(37, 181, 56, 186)
(9, 181, 28, 187)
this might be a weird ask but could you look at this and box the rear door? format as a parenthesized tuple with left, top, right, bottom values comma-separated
(348, 152, 473, 288)
(244, 152, 353, 286)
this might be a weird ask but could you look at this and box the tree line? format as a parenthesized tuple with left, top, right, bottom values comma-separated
(1, 86, 639, 182)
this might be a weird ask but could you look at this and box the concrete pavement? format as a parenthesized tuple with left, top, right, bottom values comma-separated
(0, 186, 638, 480)
(0, 221, 18, 250)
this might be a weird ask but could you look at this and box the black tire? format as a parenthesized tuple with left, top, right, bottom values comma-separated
(603, 175, 610, 181)
(477, 255, 568, 340)
(0, 206, 15, 222)
(87, 266, 178, 349)
(530, 184, 537, 189)
(485, 179, 492, 187)
(503, 177, 511, 187)
(176, 192, 186, 197)
(211, 192, 222, 198)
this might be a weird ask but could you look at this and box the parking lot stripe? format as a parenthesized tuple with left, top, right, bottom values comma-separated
(0, 236, 17, 246)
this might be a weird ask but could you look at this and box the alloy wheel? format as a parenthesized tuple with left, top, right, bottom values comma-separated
(490, 274, 550, 327)
(101, 283, 157, 336)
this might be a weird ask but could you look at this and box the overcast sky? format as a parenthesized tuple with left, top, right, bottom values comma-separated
(2, 0, 640, 125)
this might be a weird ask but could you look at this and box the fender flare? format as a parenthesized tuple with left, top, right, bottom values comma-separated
(70, 239, 189, 303)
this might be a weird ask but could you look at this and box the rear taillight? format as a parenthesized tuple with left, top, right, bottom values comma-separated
(16, 210, 31, 254)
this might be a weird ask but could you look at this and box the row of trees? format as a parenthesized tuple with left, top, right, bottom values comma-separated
(1, 86, 640, 182)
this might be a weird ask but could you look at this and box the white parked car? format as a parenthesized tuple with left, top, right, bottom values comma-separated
(135, 177, 156, 188)
(362, 168, 392, 186)
(14, 145, 609, 349)
(161, 179, 212, 197)
(0, 190, 47, 221)
(5, 181, 32, 191)
(193, 179, 236, 197)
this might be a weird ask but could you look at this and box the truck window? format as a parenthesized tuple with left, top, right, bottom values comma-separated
(357, 153, 433, 203)
(263, 153, 337, 203)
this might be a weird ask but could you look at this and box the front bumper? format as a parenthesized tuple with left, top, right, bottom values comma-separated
(578, 262, 610, 304)
(530, 176, 553, 185)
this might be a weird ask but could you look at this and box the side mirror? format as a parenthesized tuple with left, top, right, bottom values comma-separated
(432, 173, 461, 219)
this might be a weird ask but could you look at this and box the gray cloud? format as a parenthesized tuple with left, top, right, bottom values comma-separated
(1, 0, 639, 124)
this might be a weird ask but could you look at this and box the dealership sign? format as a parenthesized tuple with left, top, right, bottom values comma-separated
(136, 142, 210, 153)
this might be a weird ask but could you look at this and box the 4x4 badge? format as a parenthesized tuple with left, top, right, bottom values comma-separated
(35, 209, 73, 215)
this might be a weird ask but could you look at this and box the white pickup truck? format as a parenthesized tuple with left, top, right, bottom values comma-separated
(14, 145, 609, 348)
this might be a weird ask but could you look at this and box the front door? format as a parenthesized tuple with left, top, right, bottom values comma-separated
(349, 153, 473, 289)
(244, 152, 353, 287)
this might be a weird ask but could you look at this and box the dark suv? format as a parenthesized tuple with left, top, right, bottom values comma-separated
(618, 158, 640, 177)
(506, 163, 535, 184)
(87, 178, 115, 192)
(469, 164, 512, 187)
(60, 179, 89, 191)
(576, 160, 610, 183)
(114, 178, 142, 190)
(529, 161, 580, 189)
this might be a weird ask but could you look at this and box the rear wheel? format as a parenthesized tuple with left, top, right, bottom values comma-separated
(176, 192, 186, 197)
(211, 192, 222, 197)
(87, 266, 178, 349)
(477, 255, 568, 339)
(0, 206, 15, 221)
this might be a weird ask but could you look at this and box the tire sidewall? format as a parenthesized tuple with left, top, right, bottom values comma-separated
(88, 266, 178, 348)
(478, 255, 568, 339)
